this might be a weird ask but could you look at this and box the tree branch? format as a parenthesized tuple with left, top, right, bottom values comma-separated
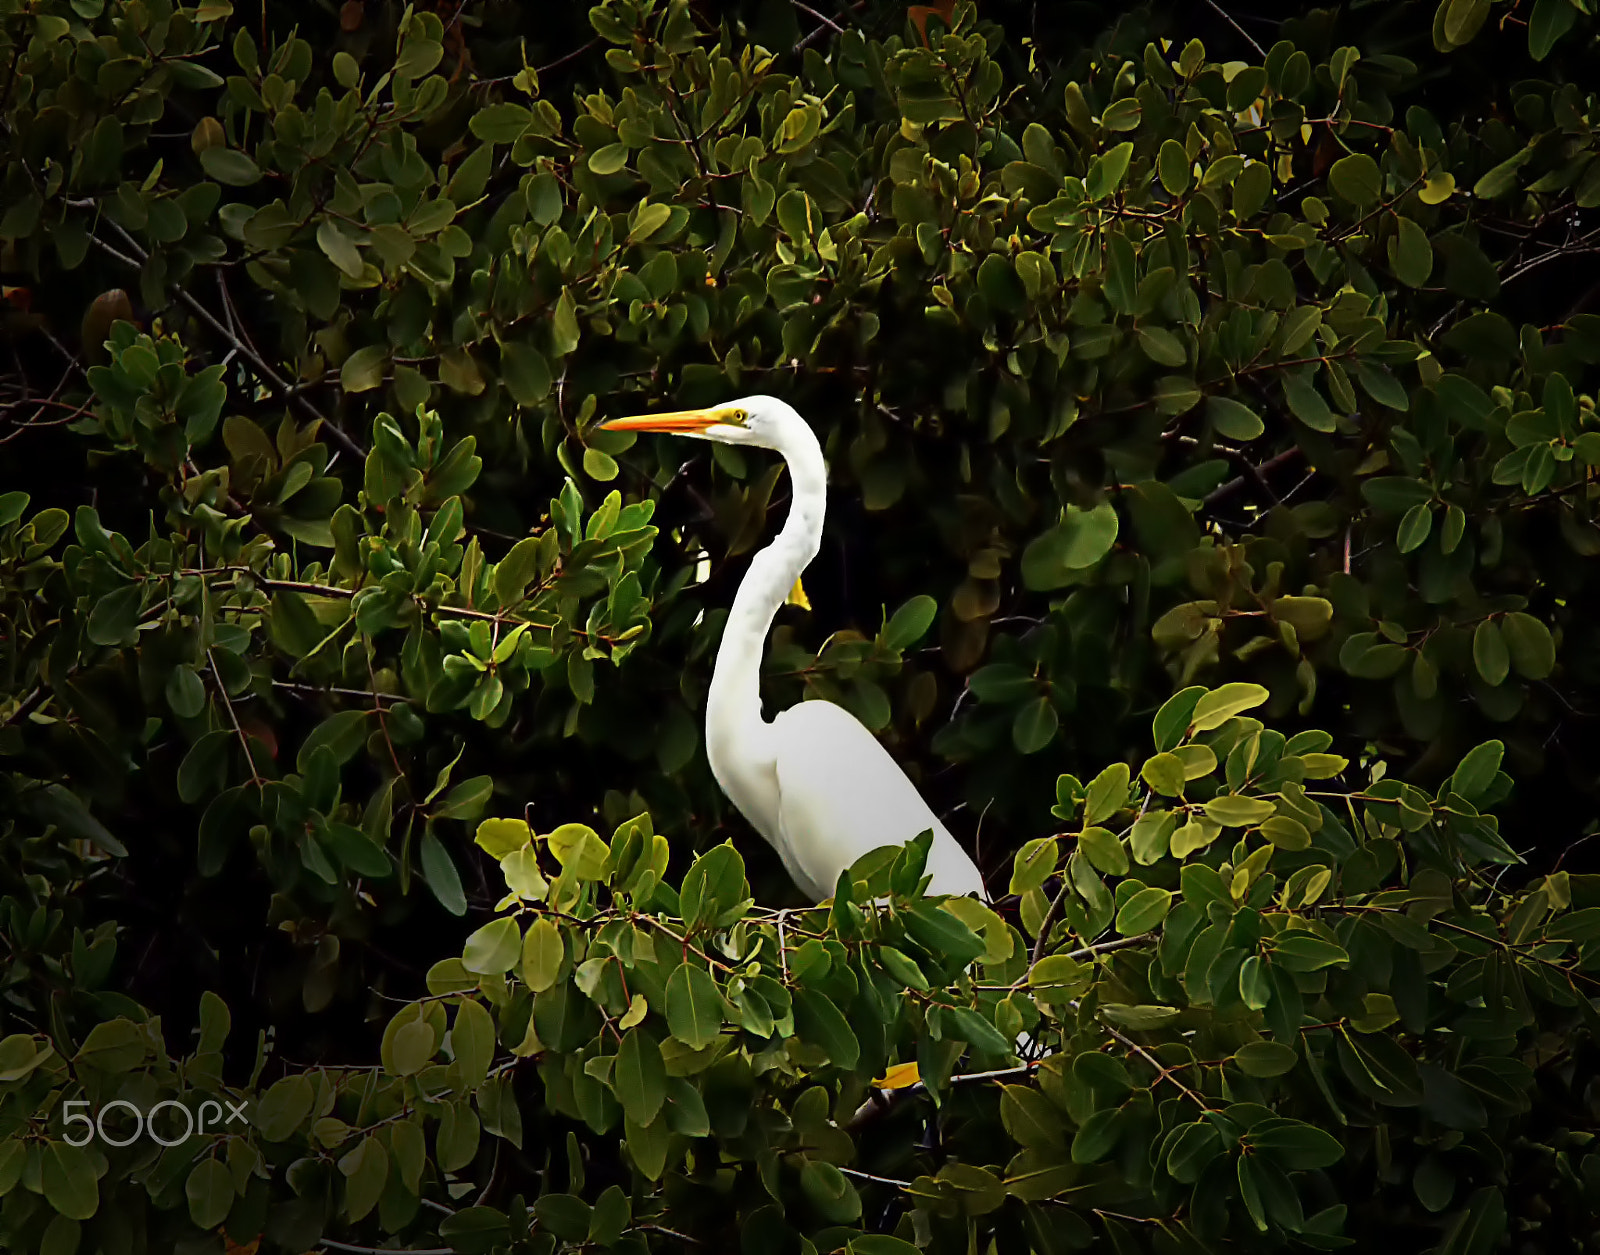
(73, 213, 366, 459)
(1200, 0, 1266, 58)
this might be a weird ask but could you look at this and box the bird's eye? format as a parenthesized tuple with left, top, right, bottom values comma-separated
(725, 409, 749, 425)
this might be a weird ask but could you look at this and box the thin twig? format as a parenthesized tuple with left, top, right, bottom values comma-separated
(1202, 447, 1305, 510)
(76, 221, 365, 459)
(792, 1, 845, 35)
(1200, 0, 1267, 57)
(1101, 1019, 1213, 1111)
(638, 1224, 708, 1247)
(948, 1059, 1046, 1085)
(536, 37, 599, 77)
(208, 648, 266, 792)
(1029, 879, 1072, 966)
(837, 1166, 913, 1188)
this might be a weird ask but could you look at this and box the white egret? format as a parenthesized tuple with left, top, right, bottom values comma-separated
(601, 396, 989, 904)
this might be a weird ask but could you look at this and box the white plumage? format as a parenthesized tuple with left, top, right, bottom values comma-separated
(602, 396, 987, 904)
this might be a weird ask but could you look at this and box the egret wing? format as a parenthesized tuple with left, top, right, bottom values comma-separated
(770, 699, 985, 902)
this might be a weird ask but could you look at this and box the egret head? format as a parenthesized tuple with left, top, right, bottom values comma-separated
(598, 394, 802, 450)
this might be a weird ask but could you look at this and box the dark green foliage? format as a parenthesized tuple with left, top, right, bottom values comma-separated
(4, 0, 1600, 1252)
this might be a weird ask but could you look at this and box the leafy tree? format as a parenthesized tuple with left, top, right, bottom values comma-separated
(3, 0, 1600, 1252)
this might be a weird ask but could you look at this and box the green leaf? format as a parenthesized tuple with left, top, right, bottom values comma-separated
(520, 918, 564, 991)
(588, 143, 630, 175)
(883, 594, 938, 651)
(186, 1156, 235, 1230)
(437, 1100, 480, 1171)
(199, 146, 261, 186)
(1012, 696, 1059, 754)
(164, 664, 207, 718)
(297, 709, 370, 772)
(1070, 1107, 1123, 1163)
(1450, 740, 1503, 802)
(1356, 361, 1411, 411)
(613, 1028, 667, 1127)
(340, 1135, 388, 1222)
(1237, 1155, 1268, 1232)
(1137, 326, 1187, 367)
(1152, 687, 1205, 751)
(1329, 153, 1381, 207)
(1115, 886, 1172, 936)
(86, 584, 141, 646)
(1283, 373, 1337, 431)
(1077, 826, 1126, 876)
(1083, 763, 1131, 825)
(1442, 0, 1493, 47)
(500, 342, 552, 406)
(462, 917, 521, 974)
(1030, 953, 1091, 1003)
(1397, 503, 1433, 553)
(25, 784, 126, 858)
(75, 1011, 146, 1075)
(1433, 1187, 1507, 1255)
(324, 822, 391, 877)
(1020, 502, 1119, 588)
(390, 1018, 436, 1076)
(0, 1035, 46, 1083)
(792, 988, 860, 1069)
(1500, 612, 1554, 679)
(1238, 955, 1271, 1010)
(1100, 1003, 1180, 1029)
(665, 963, 722, 1050)
(451, 997, 495, 1089)
(1085, 142, 1134, 200)
(1140, 751, 1187, 797)
(0, 490, 30, 527)
(800, 1158, 862, 1224)
(41, 1142, 98, 1220)
(341, 344, 388, 392)
(848, 1238, 922, 1255)
(1203, 795, 1276, 827)
(471, 103, 533, 143)
(1001, 1084, 1065, 1150)
(1473, 147, 1531, 199)
(255, 1074, 315, 1141)
(476, 817, 533, 859)
(0, 1139, 25, 1194)
(421, 830, 467, 916)
(1234, 1040, 1299, 1077)
(877, 945, 929, 990)
(1163, 1121, 1220, 1184)
(1207, 396, 1265, 441)
(1388, 216, 1434, 287)
(679, 842, 745, 926)
(629, 201, 672, 242)
(941, 1005, 1011, 1056)
(1529, 0, 1577, 59)
(1190, 683, 1269, 732)
(1269, 930, 1349, 971)
(1472, 619, 1510, 687)
(439, 1206, 510, 1252)
(1157, 139, 1190, 196)
(437, 775, 495, 822)
(317, 219, 364, 280)
(1247, 1117, 1344, 1169)
(1010, 837, 1058, 895)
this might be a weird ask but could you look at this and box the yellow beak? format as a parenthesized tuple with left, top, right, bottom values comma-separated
(600, 407, 724, 434)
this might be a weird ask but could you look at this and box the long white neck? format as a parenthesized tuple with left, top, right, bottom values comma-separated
(704, 422, 827, 842)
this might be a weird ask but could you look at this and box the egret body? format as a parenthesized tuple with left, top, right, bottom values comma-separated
(601, 397, 988, 904)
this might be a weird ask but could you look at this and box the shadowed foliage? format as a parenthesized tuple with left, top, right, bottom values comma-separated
(3, 1, 1600, 1252)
